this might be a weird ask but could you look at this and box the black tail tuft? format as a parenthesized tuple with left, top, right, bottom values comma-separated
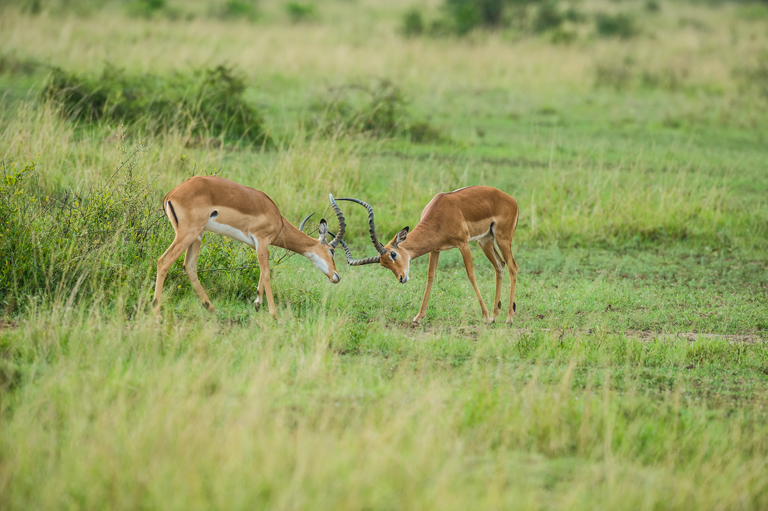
(513, 302, 516, 312)
(167, 201, 179, 227)
(210, 210, 218, 219)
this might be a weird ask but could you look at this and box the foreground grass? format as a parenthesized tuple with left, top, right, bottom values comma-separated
(2, 247, 767, 509)
(2, 300, 768, 510)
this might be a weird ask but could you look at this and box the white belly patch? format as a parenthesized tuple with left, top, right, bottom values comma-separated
(468, 227, 493, 242)
(205, 217, 258, 249)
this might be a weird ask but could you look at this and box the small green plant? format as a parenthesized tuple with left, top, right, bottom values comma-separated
(216, 0, 259, 21)
(0, 52, 39, 76)
(444, 0, 482, 35)
(286, 2, 317, 23)
(533, 1, 564, 33)
(644, 0, 660, 13)
(127, 0, 166, 18)
(595, 12, 638, 39)
(309, 80, 443, 143)
(401, 8, 425, 37)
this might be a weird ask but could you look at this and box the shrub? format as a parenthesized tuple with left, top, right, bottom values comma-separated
(41, 65, 270, 146)
(0, 143, 267, 314)
(286, 2, 317, 23)
(214, 0, 259, 21)
(533, 1, 563, 33)
(309, 80, 444, 143)
(437, 0, 511, 36)
(126, 0, 166, 18)
(0, 52, 39, 76)
(644, 0, 660, 13)
(595, 12, 638, 39)
(401, 8, 425, 37)
(444, 0, 482, 35)
(311, 80, 409, 138)
(0, 149, 167, 313)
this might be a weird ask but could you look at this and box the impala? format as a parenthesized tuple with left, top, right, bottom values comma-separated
(152, 176, 346, 319)
(337, 186, 519, 324)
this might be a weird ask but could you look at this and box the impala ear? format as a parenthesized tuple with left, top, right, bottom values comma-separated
(393, 226, 409, 248)
(318, 219, 329, 243)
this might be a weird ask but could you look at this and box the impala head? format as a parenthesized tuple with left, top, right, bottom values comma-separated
(334, 197, 412, 284)
(299, 194, 347, 284)
(380, 227, 411, 283)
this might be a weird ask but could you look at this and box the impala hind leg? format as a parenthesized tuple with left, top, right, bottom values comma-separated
(496, 238, 518, 324)
(458, 243, 491, 323)
(184, 237, 214, 311)
(478, 237, 505, 323)
(413, 250, 440, 325)
(153, 231, 201, 313)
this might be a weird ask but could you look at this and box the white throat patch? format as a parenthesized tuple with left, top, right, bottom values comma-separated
(304, 252, 329, 275)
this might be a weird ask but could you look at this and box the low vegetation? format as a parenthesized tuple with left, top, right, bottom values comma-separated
(42, 64, 270, 146)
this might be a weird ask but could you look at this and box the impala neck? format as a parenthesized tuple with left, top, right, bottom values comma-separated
(399, 221, 440, 260)
(272, 218, 322, 253)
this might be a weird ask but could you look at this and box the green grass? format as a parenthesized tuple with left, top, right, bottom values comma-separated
(1, 0, 767, 508)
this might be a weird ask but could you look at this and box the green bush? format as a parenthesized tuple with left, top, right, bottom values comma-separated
(126, 0, 166, 18)
(533, 1, 563, 33)
(41, 65, 270, 146)
(0, 52, 39, 76)
(0, 150, 167, 313)
(285, 2, 317, 23)
(0, 144, 266, 314)
(411, 0, 590, 38)
(401, 8, 425, 36)
(595, 12, 638, 39)
(444, 0, 483, 35)
(214, 0, 259, 20)
(309, 80, 444, 143)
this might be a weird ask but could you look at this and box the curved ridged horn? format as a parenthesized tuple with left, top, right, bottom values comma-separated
(336, 197, 387, 255)
(328, 194, 346, 248)
(328, 233, 381, 266)
(299, 212, 315, 233)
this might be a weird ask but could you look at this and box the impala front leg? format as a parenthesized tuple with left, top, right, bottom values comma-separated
(256, 243, 278, 319)
(413, 250, 440, 325)
(253, 270, 263, 311)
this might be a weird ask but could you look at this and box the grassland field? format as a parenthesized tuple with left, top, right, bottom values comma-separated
(1, 0, 768, 509)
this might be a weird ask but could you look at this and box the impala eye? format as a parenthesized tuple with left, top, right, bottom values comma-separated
(330, 249, 335, 256)
(391, 251, 397, 260)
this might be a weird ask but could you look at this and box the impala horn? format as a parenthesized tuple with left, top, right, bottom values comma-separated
(328, 194, 346, 249)
(336, 197, 387, 255)
(299, 212, 315, 233)
(328, 232, 381, 266)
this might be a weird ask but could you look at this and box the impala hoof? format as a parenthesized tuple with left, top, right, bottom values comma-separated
(204, 301, 215, 312)
(253, 300, 261, 311)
